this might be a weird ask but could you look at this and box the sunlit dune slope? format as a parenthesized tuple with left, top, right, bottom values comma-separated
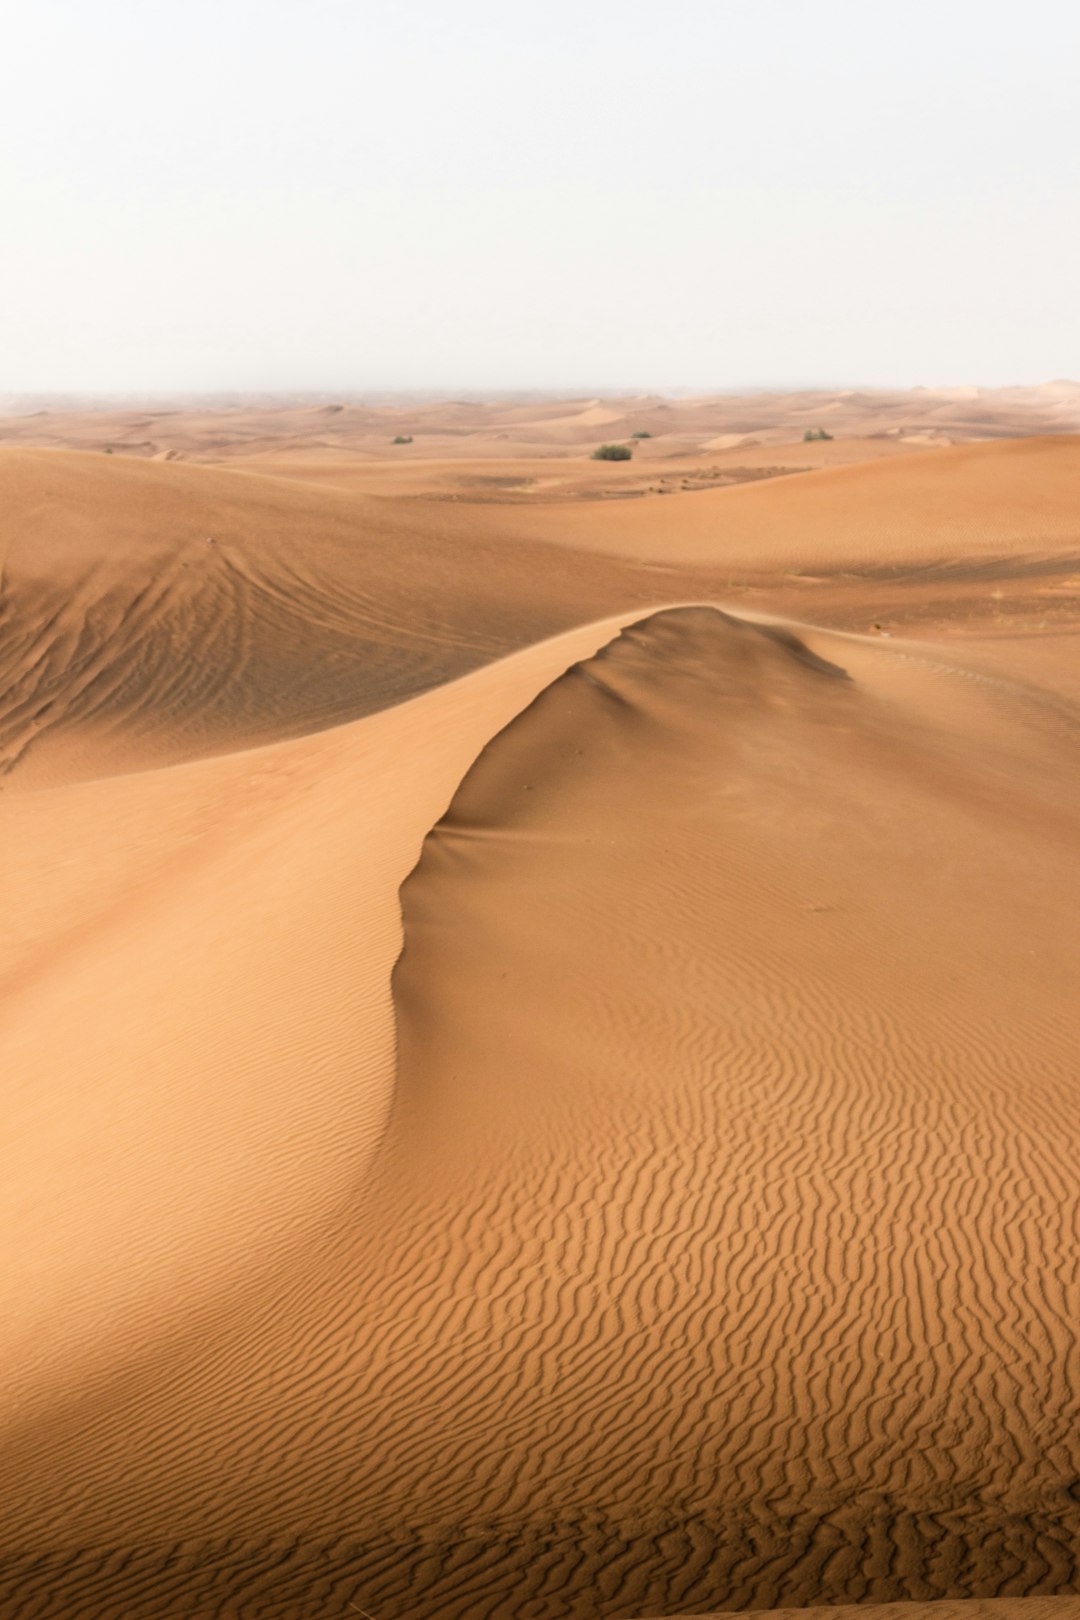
(377, 608, 1080, 1611)
(3, 604, 1077, 1617)
(0, 448, 634, 784)
(474, 435, 1080, 568)
(4, 437, 1078, 788)
(217, 436, 1080, 644)
(0, 613, 626, 1467)
(250, 436, 1080, 644)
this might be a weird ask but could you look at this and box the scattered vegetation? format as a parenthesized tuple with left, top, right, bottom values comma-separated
(392, 434, 413, 445)
(591, 443, 633, 461)
(630, 430, 652, 439)
(803, 427, 834, 442)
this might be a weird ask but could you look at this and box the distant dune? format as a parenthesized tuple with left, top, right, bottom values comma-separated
(1, 383, 1080, 468)
(1, 424, 1077, 1617)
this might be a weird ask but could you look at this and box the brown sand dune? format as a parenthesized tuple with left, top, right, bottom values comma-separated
(0, 612, 631, 1427)
(452, 436, 1080, 643)
(644, 1604, 1080, 1620)
(472, 435, 1080, 569)
(21, 434, 1074, 789)
(1, 438, 1079, 1617)
(2, 383, 1079, 467)
(0, 448, 646, 785)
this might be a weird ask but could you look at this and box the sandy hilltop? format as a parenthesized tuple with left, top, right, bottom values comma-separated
(1, 394, 1079, 1619)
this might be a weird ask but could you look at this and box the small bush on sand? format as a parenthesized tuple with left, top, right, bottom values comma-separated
(392, 434, 413, 445)
(631, 430, 652, 439)
(803, 427, 833, 442)
(592, 443, 633, 461)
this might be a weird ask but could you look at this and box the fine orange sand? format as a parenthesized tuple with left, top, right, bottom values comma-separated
(1, 411, 1079, 1619)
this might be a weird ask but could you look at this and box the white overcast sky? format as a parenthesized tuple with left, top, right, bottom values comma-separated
(1, 0, 1077, 392)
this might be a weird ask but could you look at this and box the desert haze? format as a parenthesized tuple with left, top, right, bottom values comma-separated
(1, 392, 1079, 1620)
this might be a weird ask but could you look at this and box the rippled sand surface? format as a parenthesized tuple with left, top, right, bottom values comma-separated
(2, 424, 1078, 1617)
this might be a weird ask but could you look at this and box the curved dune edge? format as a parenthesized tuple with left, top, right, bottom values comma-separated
(5, 436, 1080, 785)
(387, 605, 1080, 1612)
(0, 608, 649, 1428)
(0, 446, 655, 786)
(3, 602, 1079, 1616)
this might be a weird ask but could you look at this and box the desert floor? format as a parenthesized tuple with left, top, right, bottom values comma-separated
(1, 393, 1079, 1619)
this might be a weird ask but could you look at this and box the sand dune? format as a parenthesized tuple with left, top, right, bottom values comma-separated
(2, 383, 1079, 467)
(654, 1605, 1080, 1620)
(460, 436, 1080, 644)
(0, 448, 644, 784)
(474, 435, 1080, 567)
(1, 431, 1078, 1617)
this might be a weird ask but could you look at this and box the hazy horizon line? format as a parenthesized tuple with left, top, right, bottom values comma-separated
(2, 379, 1079, 414)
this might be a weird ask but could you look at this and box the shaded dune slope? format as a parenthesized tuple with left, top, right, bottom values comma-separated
(4, 437, 1079, 792)
(3, 607, 1077, 1617)
(0, 449, 638, 785)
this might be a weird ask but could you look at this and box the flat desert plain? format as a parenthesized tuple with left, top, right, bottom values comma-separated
(1, 391, 1079, 1620)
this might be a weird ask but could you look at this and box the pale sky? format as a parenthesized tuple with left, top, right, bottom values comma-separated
(2, 0, 1077, 393)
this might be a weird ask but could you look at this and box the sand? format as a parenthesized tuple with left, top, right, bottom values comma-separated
(1, 405, 1078, 1618)
(3, 382, 1080, 469)
(649, 1607, 1080, 1620)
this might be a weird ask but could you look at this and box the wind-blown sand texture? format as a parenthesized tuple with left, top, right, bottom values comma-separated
(650, 1606, 1080, 1620)
(2, 420, 1079, 1619)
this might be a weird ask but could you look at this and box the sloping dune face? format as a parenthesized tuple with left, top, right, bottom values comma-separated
(375, 608, 1080, 1612)
(476, 434, 1080, 570)
(5, 603, 1077, 1617)
(0, 448, 622, 785)
(2, 436, 1080, 1620)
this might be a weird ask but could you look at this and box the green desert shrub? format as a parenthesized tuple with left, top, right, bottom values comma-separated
(630, 430, 652, 439)
(392, 434, 413, 445)
(803, 427, 834, 442)
(591, 443, 633, 461)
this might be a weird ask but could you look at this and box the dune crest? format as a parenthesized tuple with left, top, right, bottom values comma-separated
(2, 427, 1079, 1618)
(0, 448, 632, 785)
